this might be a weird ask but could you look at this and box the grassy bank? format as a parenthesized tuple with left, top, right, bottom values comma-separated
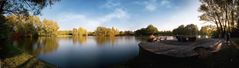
(1, 44, 56, 68)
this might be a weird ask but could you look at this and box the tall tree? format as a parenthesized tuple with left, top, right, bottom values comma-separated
(41, 19, 59, 36)
(199, 0, 239, 37)
(146, 24, 158, 35)
(135, 24, 159, 36)
(184, 24, 199, 35)
(173, 24, 199, 36)
(78, 27, 87, 36)
(95, 26, 119, 37)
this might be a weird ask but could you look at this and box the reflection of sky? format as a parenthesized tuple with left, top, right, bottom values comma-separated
(38, 36, 139, 67)
(40, 0, 205, 31)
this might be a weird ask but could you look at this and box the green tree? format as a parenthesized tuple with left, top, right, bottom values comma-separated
(146, 24, 158, 35)
(173, 25, 186, 35)
(173, 24, 199, 36)
(135, 24, 158, 36)
(184, 24, 199, 35)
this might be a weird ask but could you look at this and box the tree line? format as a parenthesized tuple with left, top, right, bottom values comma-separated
(172, 24, 218, 38)
(5, 15, 59, 38)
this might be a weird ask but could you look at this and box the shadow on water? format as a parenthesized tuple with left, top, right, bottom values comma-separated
(72, 36, 87, 45)
(7, 36, 239, 68)
(95, 36, 117, 46)
(112, 43, 239, 68)
(14, 37, 59, 55)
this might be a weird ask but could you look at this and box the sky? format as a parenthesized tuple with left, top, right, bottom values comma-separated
(39, 0, 207, 31)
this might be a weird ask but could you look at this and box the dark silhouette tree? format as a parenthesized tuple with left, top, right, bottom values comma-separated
(199, 0, 239, 38)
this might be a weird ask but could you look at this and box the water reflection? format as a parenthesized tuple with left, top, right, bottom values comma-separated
(72, 36, 87, 45)
(15, 37, 59, 55)
(37, 37, 59, 54)
(94, 36, 116, 46)
(14, 36, 140, 68)
(14, 38, 38, 55)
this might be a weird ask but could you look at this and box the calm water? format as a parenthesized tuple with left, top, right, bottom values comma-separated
(14, 36, 141, 68)
(13, 36, 239, 68)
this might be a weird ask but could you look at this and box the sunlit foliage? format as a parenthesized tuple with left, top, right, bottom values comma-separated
(40, 19, 59, 36)
(200, 25, 216, 36)
(72, 27, 88, 36)
(5, 15, 42, 37)
(135, 24, 159, 36)
(199, 0, 239, 37)
(95, 26, 119, 37)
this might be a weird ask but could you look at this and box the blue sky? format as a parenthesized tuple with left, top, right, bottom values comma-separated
(39, 0, 206, 31)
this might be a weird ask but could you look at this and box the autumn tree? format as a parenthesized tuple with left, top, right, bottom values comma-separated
(95, 26, 119, 37)
(200, 25, 216, 36)
(5, 15, 41, 37)
(72, 28, 78, 35)
(78, 27, 87, 36)
(40, 19, 59, 36)
(0, 0, 59, 39)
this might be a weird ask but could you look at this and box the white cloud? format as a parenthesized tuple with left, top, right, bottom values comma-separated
(98, 8, 130, 23)
(102, 0, 121, 8)
(135, 0, 173, 12)
(52, 8, 130, 31)
(145, 0, 158, 12)
(147, 0, 203, 31)
(160, 0, 172, 8)
(160, 0, 170, 5)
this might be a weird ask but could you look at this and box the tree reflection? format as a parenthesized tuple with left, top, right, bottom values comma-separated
(94, 36, 116, 46)
(72, 36, 87, 45)
(14, 37, 59, 56)
(37, 37, 59, 54)
(14, 37, 38, 55)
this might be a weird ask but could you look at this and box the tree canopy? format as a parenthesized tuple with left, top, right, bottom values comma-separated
(173, 24, 199, 36)
(72, 27, 88, 36)
(135, 24, 159, 36)
(199, 0, 239, 37)
(95, 26, 119, 37)
(41, 19, 59, 36)
(0, 0, 60, 15)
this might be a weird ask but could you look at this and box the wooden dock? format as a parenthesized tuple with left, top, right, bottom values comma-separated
(138, 39, 223, 57)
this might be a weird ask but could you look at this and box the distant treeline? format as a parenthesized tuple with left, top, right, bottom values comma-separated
(57, 25, 173, 36)
(4, 15, 239, 38)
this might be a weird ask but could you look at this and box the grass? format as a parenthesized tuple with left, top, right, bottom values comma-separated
(1, 43, 56, 68)
(1, 53, 33, 68)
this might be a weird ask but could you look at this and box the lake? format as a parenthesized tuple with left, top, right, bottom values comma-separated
(12, 36, 239, 68)
(14, 36, 142, 68)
